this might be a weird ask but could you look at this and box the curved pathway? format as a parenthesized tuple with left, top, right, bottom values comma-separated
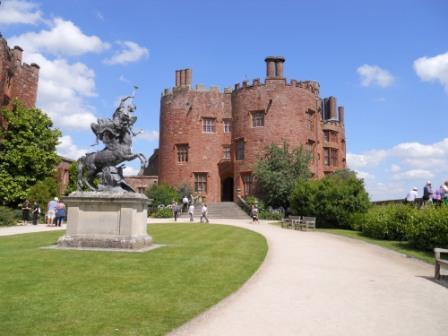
(162, 219, 448, 336)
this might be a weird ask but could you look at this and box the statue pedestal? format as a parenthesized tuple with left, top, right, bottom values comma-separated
(57, 191, 152, 250)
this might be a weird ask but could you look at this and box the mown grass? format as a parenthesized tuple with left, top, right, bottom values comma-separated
(318, 228, 434, 264)
(0, 223, 267, 336)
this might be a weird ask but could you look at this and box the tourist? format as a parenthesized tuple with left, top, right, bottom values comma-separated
(55, 200, 66, 227)
(22, 200, 31, 225)
(432, 187, 442, 206)
(172, 201, 179, 222)
(251, 204, 259, 224)
(32, 201, 40, 225)
(443, 181, 448, 205)
(47, 197, 58, 226)
(422, 181, 433, 207)
(188, 203, 195, 222)
(200, 203, 209, 223)
(182, 195, 189, 213)
(405, 187, 418, 205)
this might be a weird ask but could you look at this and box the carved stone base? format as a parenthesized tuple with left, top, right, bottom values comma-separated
(57, 191, 152, 250)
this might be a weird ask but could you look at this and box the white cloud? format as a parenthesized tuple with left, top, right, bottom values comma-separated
(0, 0, 43, 25)
(414, 52, 448, 93)
(123, 166, 140, 176)
(354, 170, 375, 180)
(57, 135, 87, 160)
(346, 149, 387, 169)
(119, 75, 131, 84)
(104, 41, 149, 65)
(357, 64, 395, 88)
(389, 164, 401, 173)
(136, 130, 159, 142)
(392, 169, 434, 181)
(23, 52, 97, 130)
(9, 17, 109, 56)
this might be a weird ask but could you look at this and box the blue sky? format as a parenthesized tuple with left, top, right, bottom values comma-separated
(1, 0, 447, 200)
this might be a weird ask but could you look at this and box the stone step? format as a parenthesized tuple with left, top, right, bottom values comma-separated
(179, 202, 250, 219)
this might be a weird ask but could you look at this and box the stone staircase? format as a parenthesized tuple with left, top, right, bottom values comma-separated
(180, 202, 250, 220)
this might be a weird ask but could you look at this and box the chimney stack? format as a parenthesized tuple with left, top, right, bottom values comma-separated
(328, 96, 337, 119)
(13, 46, 23, 63)
(185, 68, 192, 86)
(338, 106, 345, 124)
(175, 70, 181, 87)
(265, 56, 286, 79)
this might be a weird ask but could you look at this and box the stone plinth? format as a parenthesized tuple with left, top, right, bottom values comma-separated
(57, 191, 152, 250)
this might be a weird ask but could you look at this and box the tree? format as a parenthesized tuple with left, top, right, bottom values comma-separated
(145, 184, 179, 209)
(0, 103, 61, 206)
(65, 162, 78, 195)
(27, 176, 60, 211)
(290, 169, 370, 228)
(254, 143, 311, 208)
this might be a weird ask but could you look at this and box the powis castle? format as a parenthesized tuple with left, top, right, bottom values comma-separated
(154, 57, 346, 203)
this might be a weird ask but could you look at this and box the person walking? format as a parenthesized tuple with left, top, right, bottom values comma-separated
(55, 200, 66, 227)
(200, 203, 209, 223)
(47, 197, 58, 226)
(22, 200, 31, 225)
(32, 201, 40, 225)
(188, 203, 195, 222)
(172, 201, 180, 222)
(433, 187, 442, 206)
(422, 181, 433, 207)
(251, 204, 259, 224)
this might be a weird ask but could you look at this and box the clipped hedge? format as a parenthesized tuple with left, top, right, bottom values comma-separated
(360, 204, 416, 241)
(359, 204, 448, 251)
(0, 206, 17, 226)
(406, 206, 448, 251)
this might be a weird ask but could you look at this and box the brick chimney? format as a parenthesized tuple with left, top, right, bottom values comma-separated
(265, 56, 285, 79)
(12, 46, 23, 63)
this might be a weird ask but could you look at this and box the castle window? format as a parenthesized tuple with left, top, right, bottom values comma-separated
(202, 118, 216, 133)
(307, 140, 315, 160)
(324, 130, 330, 142)
(194, 173, 207, 192)
(330, 149, 338, 166)
(242, 173, 253, 196)
(224, 119, 232, 133)
(236, 139, 245, 160)
(306, 110, 315, 131)
(223, 146, 231, 160)
(323, 148, 330, 166)
(176, 144, 189, 163)
(252, 111, 264, 128)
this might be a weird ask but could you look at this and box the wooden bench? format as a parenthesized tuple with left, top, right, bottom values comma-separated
(296, 216, 316, 231)
(281, 216, 300, 229)
(434, 248, 448, 280)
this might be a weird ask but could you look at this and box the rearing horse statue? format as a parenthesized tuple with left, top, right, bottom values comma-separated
(76, 93, 147, 192)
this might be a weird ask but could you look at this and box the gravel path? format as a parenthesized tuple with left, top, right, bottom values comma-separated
(160, 219, 448, 336)
(0, 223, 66, 236)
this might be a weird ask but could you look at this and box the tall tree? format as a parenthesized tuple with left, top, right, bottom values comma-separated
(0, 103, 61, 206)
(254, 143, 311, 208)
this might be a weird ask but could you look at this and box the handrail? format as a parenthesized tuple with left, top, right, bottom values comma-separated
(236, 195, 251, 215)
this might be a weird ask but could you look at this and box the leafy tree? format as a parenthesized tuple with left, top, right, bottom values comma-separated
(0, 103, 61, 206)
(254, 143, 311, 208)
(290, 169, 370, 228)
(27, 176, 60, 212)
(176, 182, 193, 199)
(65, 162, 78, 195)
(145, 184, 179, 209)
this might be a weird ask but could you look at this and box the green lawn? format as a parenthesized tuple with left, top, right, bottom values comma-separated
(0, 224, 267, 336)
(318, 228, 434, 264)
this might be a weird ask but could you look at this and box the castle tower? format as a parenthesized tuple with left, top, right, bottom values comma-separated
(158, 69, 233, 203)
(0, 37, 39, 110)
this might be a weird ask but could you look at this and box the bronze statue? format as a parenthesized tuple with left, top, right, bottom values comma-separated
(76, 90, 147, 192)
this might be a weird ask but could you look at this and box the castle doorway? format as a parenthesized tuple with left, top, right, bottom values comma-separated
(221, 177, 234, 202)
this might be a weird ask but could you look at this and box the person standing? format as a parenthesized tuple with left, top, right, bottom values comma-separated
(443, 181, 448, 205)
(200, 203, 209, 223)
(22, 200, 31, 225)
(47, 197, 58, 226)
(188, 203, 195, 222)
(32, 201, 40, 225)
(55, 200, 66, 227)
(172, 201, 179, 222)
(182, 195, 189, 213)
(422, 181, 433, 207)
(251, 204, 259, 224)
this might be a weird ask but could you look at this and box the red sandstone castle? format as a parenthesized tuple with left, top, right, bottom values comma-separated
(155, 57, 346, 203)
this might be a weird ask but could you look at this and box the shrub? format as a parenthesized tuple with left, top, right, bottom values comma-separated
(290, 170, 370, 228)
(150, 208, 173, 218)
(405, 206, 448, 251)
(0, 206, 17, 226)
(146, 184, 179, 212)
(259, 210, 283, 220)
(360, 204, 416, 241)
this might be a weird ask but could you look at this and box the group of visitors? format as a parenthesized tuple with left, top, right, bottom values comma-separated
(21, 197, 66, 226)
(405, 180, 448, 206)
(172, 195, 209, 223)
